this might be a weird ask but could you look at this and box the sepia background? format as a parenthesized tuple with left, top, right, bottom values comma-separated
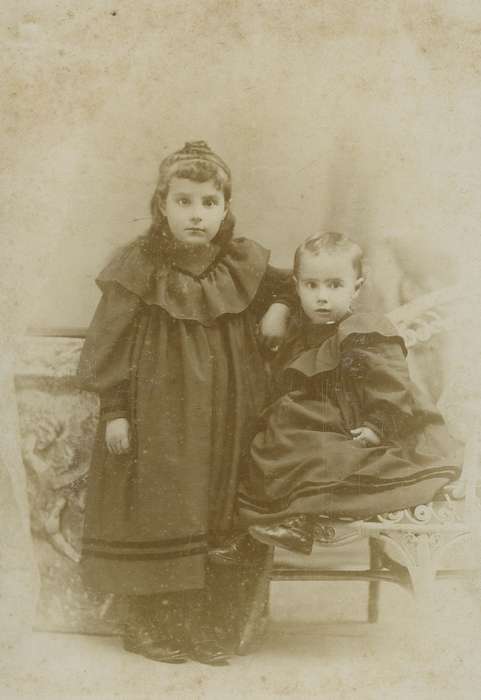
(2, 1, 480, 332)
(1, 1, 481, 698)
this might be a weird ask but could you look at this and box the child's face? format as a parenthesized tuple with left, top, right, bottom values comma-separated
(162, 177, 226, 246)
(295, 251, 363, 325)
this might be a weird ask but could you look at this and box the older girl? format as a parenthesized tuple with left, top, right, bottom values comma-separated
(78, 141, 291, 664)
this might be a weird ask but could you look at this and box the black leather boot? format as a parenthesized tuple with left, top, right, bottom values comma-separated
(185, 590, 230, 666)
(123, 629, 188, 663)
(188, 630, 230, 666)
(249, 515, 315, 555)
(123, 595, 188, 664)
(208, 532, 256, 566)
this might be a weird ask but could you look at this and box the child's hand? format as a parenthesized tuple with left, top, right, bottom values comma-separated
(259, 303, 290, 352)
(350, 426, 381, 447)
(105, 418, 131, 455)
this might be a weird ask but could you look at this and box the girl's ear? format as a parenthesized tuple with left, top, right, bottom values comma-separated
(353, 276, 365, 298)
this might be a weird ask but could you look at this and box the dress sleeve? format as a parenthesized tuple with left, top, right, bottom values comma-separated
(77, 282, 142, 421)
(250, 265, 296, 319)
(343, 338, 415, 440)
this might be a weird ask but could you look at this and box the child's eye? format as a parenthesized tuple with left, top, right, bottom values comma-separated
(176, 197, 191, 206)
(203, 198, 218, 208)
(327, 280, 343, 289)
(305, 282, 317, 290)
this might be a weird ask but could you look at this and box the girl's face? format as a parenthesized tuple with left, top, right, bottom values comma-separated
(295, 251, 363, 325)
(161, 177, 226, 246)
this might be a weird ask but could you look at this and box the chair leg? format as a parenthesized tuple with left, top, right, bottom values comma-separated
(376, 530, 439, 615)
(367, 581, 380, 623)
(367, 538, 382, 623)
(404, 533, 438, 609)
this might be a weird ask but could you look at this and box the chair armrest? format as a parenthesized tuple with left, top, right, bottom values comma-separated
(443, 481, 466, 500)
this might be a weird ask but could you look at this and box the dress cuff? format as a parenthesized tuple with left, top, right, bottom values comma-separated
(99, 383, 129, 420)
(272, 278, 296, 309)
(268, 300, 291, 310)
(101, 409, 129, 423)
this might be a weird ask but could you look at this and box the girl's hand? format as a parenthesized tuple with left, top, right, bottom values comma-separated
(105, 418, 131, 455)
(350, 426, 381, 447)
(259, 303, 290, 352)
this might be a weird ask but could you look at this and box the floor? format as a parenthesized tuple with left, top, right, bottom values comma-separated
(2, 575, 481, 700)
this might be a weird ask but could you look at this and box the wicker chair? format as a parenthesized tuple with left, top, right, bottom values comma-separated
(265, 285, 481, 623)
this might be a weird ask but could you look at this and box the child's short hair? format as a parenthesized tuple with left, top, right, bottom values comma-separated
(294, 232, 364, 278)
(150, 141, 231, 224)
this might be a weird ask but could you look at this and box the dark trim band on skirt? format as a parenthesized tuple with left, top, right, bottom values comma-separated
(81, 532, 208, 561)
(82, 533, 207, 548)
(238, 466, 459, 514)
(82, 547, 208, 562)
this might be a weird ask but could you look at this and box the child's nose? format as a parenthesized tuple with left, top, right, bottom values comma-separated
(190, 209, 202, 223)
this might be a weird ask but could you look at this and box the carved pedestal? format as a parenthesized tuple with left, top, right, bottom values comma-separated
(15, 337, 124, 633)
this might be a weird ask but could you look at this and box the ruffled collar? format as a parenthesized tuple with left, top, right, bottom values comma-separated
(95, 233, 270, 326)
(169, 242, 221, 278)
(283, 312, 406, 378)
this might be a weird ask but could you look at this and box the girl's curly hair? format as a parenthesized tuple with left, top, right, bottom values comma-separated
(140, 142, 233, 258)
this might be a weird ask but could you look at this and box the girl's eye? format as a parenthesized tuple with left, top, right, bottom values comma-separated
(203, 198, 218, 208)
(306, 282, 317, 290)
(327, 280, 343, 289)
(177, 198, 190, 206)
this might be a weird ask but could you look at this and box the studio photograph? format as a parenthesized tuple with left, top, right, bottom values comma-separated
(2, 2, 481, 699)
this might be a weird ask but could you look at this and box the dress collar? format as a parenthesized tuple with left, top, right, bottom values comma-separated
(169, 242, 221, 278)
(279, 312, 404, 378)
(96, 235, 271, 326)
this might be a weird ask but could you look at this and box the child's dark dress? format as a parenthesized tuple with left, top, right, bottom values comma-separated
(78, 223, 290, 615)
(238, 312, 460, 525)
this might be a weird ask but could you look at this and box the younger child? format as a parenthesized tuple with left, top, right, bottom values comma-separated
(225, 232, 460, 555)
(77, 141, 292, 664)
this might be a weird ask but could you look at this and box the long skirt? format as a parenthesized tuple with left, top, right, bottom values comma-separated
(238, 392, 460, 525)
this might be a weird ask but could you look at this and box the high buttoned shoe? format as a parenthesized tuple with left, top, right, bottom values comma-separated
(248, 515, 315, 555)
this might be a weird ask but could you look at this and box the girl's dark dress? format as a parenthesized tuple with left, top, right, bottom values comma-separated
(238, 312, 460, 524)
(78, 223, 290, 644)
